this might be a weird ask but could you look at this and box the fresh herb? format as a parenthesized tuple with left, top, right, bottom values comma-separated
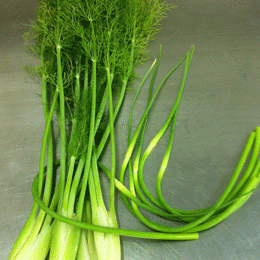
(9, 0, 260, 259)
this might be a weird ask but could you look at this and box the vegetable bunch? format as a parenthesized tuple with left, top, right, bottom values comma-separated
(9, 0, 175, 259)
(9, 0, 260, 259)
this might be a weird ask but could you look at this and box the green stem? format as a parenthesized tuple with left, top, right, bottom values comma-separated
(119, 49, 190, 205)
(125, 129, 258, 231)
(76, 58, 97, 220)
(56, 43, 67, 214)
(126, 46, 168, 216)
(94, 86, 108, 134)
(67, 154, 86, 218)
(99, 162, 190, 221)
(185, 168, 260, 232)
(32, 174, 199, 240)
(137, 46, 194, 210)
(40, 48, 54, 206)
(96, 78, 127, 158)
(96, 33, 137, 158)
(156, 112, 193, 220)
(67, 62, 81, 158)
(106, 66, 117, 211)
(38, 89, 59, 197)
(62, 156, 76, 211)
(91, 149, 105, 207)
(227, 126, 260, 201)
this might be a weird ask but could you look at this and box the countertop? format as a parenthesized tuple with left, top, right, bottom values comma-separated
(1, 0, 260, 259)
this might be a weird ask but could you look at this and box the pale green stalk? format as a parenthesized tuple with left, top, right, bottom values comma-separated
(56, 41, 67, 214)
(76, 57, 97, 220)
(32, 173, 199, 240)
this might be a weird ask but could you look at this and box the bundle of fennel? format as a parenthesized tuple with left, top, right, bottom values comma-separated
(9, 0, 260, 259)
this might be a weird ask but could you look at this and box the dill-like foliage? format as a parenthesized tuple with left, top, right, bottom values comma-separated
(25, 0, 172, 157)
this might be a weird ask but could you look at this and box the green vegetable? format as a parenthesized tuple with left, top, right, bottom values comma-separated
(9, 0, 260, 259)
